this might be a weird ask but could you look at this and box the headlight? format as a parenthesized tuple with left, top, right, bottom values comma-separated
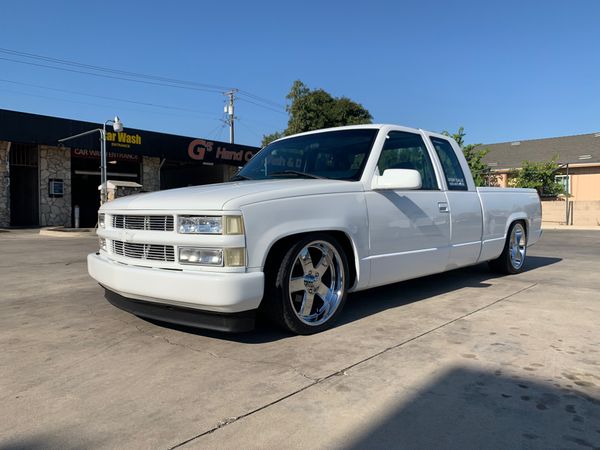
(98, 213, 105, 228)
(178, 247, 246, 267)
(179, 247, 223, 266)
(178, 216, 222, 234)
(177, 215, 244, 235)
(99, 238, 107, 251)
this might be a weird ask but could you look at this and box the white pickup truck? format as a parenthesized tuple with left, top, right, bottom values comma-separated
(88, 124, 542, 334)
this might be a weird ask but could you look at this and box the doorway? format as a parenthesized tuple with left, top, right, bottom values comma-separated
(71, 155, 141, 227)
(9, 143, 39, 226)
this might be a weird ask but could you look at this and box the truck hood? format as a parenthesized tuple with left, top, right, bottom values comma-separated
(100, 179, 363, 212)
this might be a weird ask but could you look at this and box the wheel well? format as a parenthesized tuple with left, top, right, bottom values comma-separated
(263, 231, 358, 289)
(511, 219, 528, 237)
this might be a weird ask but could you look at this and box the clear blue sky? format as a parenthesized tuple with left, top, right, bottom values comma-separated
(0, 0, 598, 147)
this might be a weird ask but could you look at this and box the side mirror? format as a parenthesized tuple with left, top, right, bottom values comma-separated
(372, 168, 422, 190)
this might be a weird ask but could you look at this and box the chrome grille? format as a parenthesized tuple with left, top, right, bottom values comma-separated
(112, 240, 175, 262)
(112, 215, 174, 231)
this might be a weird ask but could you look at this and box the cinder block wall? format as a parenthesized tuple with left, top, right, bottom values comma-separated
(542, 199, 600, 226)
(572, 201, 600, 226)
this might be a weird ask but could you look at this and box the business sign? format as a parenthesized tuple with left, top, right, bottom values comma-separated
(0, 109, 260, 166)
(188, 139, 257, 165)
(105, 131, 143, 149)
(71, 148, 141, 162)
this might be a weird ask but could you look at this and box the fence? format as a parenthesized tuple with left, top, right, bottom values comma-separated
(542, 199, 600, 226)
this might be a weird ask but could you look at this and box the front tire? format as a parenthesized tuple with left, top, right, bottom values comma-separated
(267, 234, 349, 335)
(488, 221, 527, 274)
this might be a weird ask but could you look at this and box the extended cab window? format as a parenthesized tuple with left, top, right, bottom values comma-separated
(430, 137, 468, 191)
(377, 131, 438, 190)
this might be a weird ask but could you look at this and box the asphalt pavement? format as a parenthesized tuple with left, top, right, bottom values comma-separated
(0, 229, 598, 449)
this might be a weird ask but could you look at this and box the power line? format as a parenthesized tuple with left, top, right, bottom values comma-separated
(237, 97, 287, 115)
(0, 87, 217, 121)
(237, 90, 285, 109)
(206, 122, 226, 139)
(0, 56, 226, 94)
(216, 123, 227, 141)
(0, 47, 286, 111)
(0, 47, 232, 92)
(236, 118, 265, 140)
(0, 78, 217, 116)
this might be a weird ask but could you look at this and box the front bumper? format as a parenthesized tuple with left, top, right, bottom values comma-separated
(104, 289, 256, 332)
(87, 253, 264, 314)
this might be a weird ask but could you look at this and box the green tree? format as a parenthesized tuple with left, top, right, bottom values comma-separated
(509, 158, 565, 197)
(442, 127, 493, 187)
(262, 80, 372, 146)
(261, 131, 284, 147)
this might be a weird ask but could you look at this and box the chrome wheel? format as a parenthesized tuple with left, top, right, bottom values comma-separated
(509, 223, 527, 270)
(288, 240, 345, 326)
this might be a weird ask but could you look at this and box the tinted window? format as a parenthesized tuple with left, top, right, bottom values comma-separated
(430, 137, 468, 191)
(377, 131, 438, 190)
(237, 129, 378, 181)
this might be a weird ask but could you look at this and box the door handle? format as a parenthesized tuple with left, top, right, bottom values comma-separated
(438, 202, 449, 213)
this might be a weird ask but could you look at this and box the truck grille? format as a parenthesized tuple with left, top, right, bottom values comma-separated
(112, 240, 175, 262)
(112, 215, 174, 231)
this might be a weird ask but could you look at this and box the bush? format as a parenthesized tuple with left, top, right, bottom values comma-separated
(508, 158, 565, 197)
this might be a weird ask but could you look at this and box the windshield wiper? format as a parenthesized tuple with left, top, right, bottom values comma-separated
(269, 170, 324, 179)
(230, 174, 253, 181)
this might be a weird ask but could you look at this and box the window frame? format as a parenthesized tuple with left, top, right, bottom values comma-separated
(376, 130, 441, 191)
(555, 174, 571, 195)
(429, 136, 469, 192)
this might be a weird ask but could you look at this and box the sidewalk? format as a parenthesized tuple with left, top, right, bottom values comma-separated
(542, 223, 600, 230)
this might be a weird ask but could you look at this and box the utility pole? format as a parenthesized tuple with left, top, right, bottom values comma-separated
(224, 89, 238, 144)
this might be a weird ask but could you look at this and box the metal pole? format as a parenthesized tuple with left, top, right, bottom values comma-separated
(565, 163, 569, 225)
(57, 122, 117, 206)
(229, 91, 235, 144)
(101, 123, 107, 205)
(58, 128, 102, 143)
(74, 205, 80, 229)
(225, 89, 237, 144)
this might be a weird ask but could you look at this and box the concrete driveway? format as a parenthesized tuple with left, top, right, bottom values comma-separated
(0, 229, 598, 449)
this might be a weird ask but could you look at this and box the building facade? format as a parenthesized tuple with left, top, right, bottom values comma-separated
(0, 109, 259, 228)
(482, 132, 600, 225)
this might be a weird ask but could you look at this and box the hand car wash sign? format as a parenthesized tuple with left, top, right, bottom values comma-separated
(188, 139, 256, 165)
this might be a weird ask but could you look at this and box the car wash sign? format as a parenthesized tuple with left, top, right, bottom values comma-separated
(188, 139, 257, 165)
(105, 131, 143, 149)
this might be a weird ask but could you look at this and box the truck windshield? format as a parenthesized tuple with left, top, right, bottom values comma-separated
(234, 129, 379, 181)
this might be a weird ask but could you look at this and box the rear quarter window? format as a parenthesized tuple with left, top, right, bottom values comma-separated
(430, 137, 468, 191)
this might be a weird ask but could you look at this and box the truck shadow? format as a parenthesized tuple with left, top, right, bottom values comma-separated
(342, 366, 600, 449)
(146, 256, 561, 343)
(338, 256, 561, 328)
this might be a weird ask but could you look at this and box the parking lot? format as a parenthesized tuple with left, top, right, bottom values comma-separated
(1, 229, 599, 449)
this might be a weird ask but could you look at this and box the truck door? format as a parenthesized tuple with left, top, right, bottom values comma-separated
(428, 136, 483, 269)
(365, 130, 450, 288)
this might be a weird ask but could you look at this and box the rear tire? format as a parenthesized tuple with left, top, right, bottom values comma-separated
(264, 233, 349, 335)
(488, 221, 527, 274)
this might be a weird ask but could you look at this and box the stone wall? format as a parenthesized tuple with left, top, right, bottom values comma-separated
(39, 145, 71, 227)
(142, 156, 161, 192)
(0, 141, 9, 227)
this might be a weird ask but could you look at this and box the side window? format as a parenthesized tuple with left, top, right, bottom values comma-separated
(430, 137, 468, 191)
(377, 131, 438, 190)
